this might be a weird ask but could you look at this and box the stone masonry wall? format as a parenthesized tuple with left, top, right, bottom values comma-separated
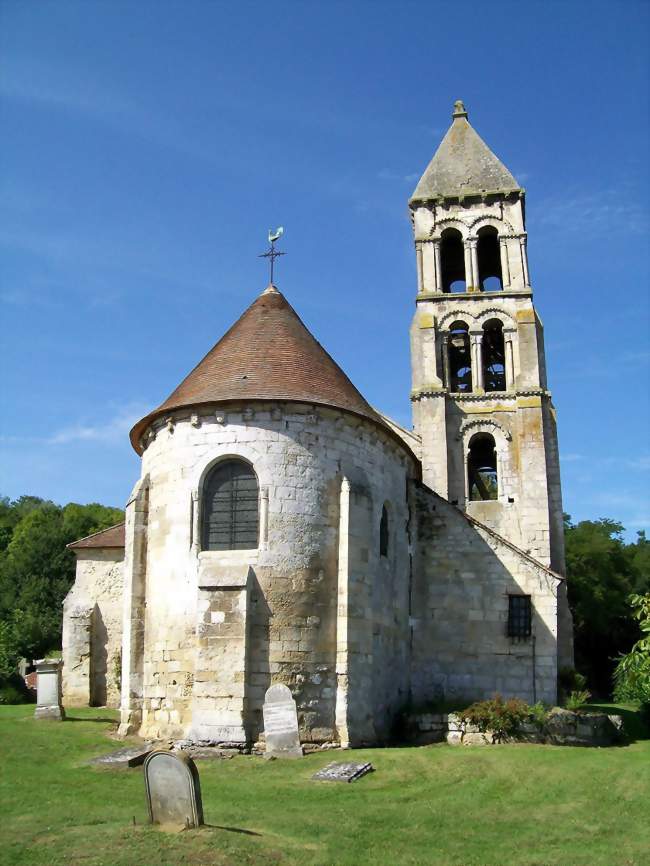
(410, 482, 560, 707)
(132, 400, 414, 744)
(62, 549, 124, 707)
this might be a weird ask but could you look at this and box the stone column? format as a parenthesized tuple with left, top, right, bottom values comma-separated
(519, 235, 530, 287)
(415, 242, 424, 294)
(259, 486, 270, 546)
(335, 477, 351, 747)
(442, 332, 451, 390)
(504, 328, 516, 390)
(433, 240, 443, 292)
(499, 237, 511, 287)
(469, 238, 479, 291)
(471, 331, 484, 392)
(421, 241, 435, 293)
(34, 658, 65, 720)
(118, 477, 149, 737)
(463, 241, 473, 291)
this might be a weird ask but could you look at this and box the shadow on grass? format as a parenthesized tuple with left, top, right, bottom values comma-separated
(583, 703, 650, 742)
(203, 824, 262, 837)
(64, 716, 118, 725)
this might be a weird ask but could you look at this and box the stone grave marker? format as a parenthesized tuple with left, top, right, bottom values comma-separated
(88, 744, 154, 768)
(33, 658, 65, 720)
(143, 750, 204, 829)
(312, 761, 373, 783)
(262, 683, 303, 759)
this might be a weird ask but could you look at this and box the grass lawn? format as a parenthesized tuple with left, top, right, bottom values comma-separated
(1, 704, 649, 866)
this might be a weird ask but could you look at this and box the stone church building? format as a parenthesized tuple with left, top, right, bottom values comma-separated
(63, 102, 573, 746)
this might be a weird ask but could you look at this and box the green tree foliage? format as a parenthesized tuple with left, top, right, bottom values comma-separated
(564, 516, 650, 696)
(0, 496, 124, 678)
(613, 593, 650, 711)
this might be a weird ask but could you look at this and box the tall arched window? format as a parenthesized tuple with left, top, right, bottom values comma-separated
(201, 459, 259, 550)
(468, 434, 498, 501)
(440, 229, 466, 293)
(448, 321, 472, 393)
(379, 504, 389, 557)
(477, 226, 503, 291)
(482, 319, 506, 392)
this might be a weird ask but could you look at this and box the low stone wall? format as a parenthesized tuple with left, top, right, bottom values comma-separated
(409, 708, 625, 747)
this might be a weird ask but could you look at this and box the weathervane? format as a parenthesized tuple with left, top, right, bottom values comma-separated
(259, 226, 285, 284)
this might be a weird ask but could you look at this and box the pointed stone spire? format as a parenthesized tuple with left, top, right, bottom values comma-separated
(410, 100, 520, 202)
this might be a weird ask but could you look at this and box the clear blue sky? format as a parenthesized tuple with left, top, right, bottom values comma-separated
(1, 0, 649, 537)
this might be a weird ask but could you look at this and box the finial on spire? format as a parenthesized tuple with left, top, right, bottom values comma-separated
(258, 226, 285, 285)
(452, 99, 468, 119)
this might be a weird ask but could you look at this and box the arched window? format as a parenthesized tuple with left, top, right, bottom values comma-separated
(201, 459, 259, 550)
(477, 226, 503, 291)
(468, 434, 498, 501)
(440, 229, 466, 293)
(448, 321, 472, 393)
(482, 319, 506, 392)
(379, 504, 389, 557)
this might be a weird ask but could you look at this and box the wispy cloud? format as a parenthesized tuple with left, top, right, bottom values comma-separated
(531, 186, 649, 237)
(47, 403, 150, 446)
(378, 168, 419, 184)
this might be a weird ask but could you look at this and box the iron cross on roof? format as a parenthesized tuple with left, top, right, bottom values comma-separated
(259, 226, 285, 284)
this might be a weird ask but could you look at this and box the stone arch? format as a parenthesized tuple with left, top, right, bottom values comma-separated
(438, 309, 478, 331)
(458, 418, 512, 443)
(475, 308, 516, 328)
(429, 217, 469, 239)
(468, 214, 515, 235)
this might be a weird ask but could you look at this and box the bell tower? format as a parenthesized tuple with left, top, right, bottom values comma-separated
(409, 100, 565, 573)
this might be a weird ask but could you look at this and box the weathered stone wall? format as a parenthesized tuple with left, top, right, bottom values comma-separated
(129, 400, 414, 744)
(62, 549, 124, 707)
(410, 483, 561, 706)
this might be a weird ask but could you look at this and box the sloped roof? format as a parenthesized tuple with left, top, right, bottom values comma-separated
(130, 285, 399, 453)
(67, 522, 125, 550)
(410, 101, 520, 202)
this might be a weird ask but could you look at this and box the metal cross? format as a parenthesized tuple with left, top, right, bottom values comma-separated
(259, 228, 285, 285)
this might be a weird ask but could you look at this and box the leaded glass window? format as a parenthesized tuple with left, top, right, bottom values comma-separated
(507, 595, 532, 638)
(201, 460, 259, 551)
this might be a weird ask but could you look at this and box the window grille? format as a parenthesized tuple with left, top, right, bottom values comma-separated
(201, 460, 259, 551)
(507, 595, 532, 638)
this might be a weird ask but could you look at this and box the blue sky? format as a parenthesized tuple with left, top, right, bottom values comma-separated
(1, 0, 649, 537)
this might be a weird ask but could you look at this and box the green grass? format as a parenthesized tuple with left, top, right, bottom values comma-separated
(1, 704, 649, 866)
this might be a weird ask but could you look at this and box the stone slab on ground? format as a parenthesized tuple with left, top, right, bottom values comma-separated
(312, 761, 373, 783)
(89, 744, 155, 768)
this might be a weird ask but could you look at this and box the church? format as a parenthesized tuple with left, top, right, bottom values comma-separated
(62, 101, 573, 747)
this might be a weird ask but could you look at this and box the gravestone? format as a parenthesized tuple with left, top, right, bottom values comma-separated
(89, 745, 154, 768)
(33, 658, 65, 720)
(312, 761, 373, 783)
(143, 750, 204, 829)
(262, 683, 302, 759)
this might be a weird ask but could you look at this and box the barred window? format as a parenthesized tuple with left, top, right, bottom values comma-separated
(508, 595, 532, 638)
(201, 459, 259, 551)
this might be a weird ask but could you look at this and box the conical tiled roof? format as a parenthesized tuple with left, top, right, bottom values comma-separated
(410, 101, 520, 202)
(130, 285, 392, 453)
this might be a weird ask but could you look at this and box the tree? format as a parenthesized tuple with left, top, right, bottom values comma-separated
(0, 496, 124, 679)
(613, 593, 650, 712)
(564, 516, 650, 696)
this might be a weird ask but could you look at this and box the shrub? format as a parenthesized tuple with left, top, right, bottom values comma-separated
(0, 672, 33, 705)
(557, 667, 587, 702)
(460, 695, 530, 743)
(528, 701, 550, 728)
(564, 689, 592, 711)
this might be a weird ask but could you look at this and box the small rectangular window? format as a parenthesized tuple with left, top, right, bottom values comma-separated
(507, 595, 532, 638)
